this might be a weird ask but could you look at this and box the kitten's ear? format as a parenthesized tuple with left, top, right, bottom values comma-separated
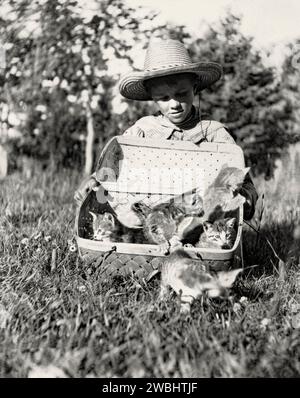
(218, 268, 243, 288)
(194, 193, 204, 208)
(132, 201, 151, 217)
(203, 221, 212, 231)
(89, 211, 97, 222)
(104, 212, 115, 224)
(226, 217, 236, 229)
(242, 167, 251, 177)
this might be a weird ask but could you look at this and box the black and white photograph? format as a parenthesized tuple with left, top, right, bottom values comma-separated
(0, 0, 299, 381)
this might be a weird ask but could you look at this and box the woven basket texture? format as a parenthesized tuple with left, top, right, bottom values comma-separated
(80, 249, 233, 280)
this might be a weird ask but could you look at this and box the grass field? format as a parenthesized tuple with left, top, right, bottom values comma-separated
(0, 150, 299, 378)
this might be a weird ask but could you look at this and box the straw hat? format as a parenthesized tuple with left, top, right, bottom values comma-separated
(119, 39, 222, 101)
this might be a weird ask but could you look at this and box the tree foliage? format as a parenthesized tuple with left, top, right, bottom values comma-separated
(1, 0, 166, 171)
(281, 39, 300, 141)
(188, 14, 297, 176)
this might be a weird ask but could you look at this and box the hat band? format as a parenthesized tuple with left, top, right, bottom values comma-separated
(145, 62, 192, 72)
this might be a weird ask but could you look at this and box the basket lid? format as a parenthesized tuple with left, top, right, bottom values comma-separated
(94, 136, 245, 227)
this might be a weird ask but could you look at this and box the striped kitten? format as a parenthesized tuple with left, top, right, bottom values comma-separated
(202, 164, 250, 222)
(90, 211, 118, 241)
(195, 217, 237, 250)
(160, 249, 242, 313)
(89, 211, 145, 243)
(132, 191, 204, 253)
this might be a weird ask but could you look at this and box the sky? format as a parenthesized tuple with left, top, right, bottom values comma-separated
(126, 0, 300, 67)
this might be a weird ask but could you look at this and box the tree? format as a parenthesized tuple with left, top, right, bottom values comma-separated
(187, 13, 296, 177)
(281, 39, 300, 142)
(0, 0, 166, 173)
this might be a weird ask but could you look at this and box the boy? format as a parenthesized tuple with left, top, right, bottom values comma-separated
(75, 39, 257, 220)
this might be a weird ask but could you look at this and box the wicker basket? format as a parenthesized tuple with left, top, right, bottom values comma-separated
(75, 136, 245, 279)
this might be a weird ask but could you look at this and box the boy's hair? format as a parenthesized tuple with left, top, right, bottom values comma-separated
(143, 72, 198, 97)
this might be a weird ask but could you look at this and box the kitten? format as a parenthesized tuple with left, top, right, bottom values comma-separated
(89, 211, 145, 243)
(90, 211, 118, 241)
(132, 191, 204, 253)
(202, 164, 250, 222)
(195, 217, 237, 250)
(160, 249, 242, 313)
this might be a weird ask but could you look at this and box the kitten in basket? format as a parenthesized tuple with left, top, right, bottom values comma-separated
(184, 217, 237, 250)
(160, 248, 242, 313)
(201, 164, 250, 222)
(131, 190, 204, 254)
(89, 211, 145, 243)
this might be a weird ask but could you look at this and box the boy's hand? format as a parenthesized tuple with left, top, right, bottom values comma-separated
(74, 174, 99, 206)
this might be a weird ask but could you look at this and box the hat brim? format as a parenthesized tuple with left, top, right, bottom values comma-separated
(119, 62, 222, 101)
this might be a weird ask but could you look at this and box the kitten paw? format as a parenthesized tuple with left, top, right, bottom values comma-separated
(159, 242, 171, 255)
(158, 285, 169, 301)
(180, 302, 191, 314)
(169, 236, 183, 250)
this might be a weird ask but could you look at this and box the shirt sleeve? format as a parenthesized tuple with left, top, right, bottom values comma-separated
(200, 120, 236, 144)
(212, 127, 236, 144)
(239, 173, 259, 220)
(123, 123, 145, 137)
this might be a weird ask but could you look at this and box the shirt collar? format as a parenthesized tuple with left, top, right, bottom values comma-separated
(157, 106, 200, 131)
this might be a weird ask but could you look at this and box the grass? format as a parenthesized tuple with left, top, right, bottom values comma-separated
(0, 152, 299, 378)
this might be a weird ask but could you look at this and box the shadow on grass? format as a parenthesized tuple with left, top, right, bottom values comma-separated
(242, 220, 299, 277)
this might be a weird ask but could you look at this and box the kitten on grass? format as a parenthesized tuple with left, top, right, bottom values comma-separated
(160, 249, 242, 313)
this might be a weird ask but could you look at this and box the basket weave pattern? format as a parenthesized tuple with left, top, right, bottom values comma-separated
(81, 250, 163, 280)
(80, 250, 233, 280)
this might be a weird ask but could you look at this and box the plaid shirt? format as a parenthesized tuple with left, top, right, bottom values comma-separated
(122, 110, 258, 220)
(123, 114, 236, 145)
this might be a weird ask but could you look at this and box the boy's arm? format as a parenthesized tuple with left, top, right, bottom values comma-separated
(239, 173, 258, 220)
(74, 172, 99, 206)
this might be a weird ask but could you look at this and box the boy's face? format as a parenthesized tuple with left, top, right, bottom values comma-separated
(147, 74, 196, 125)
